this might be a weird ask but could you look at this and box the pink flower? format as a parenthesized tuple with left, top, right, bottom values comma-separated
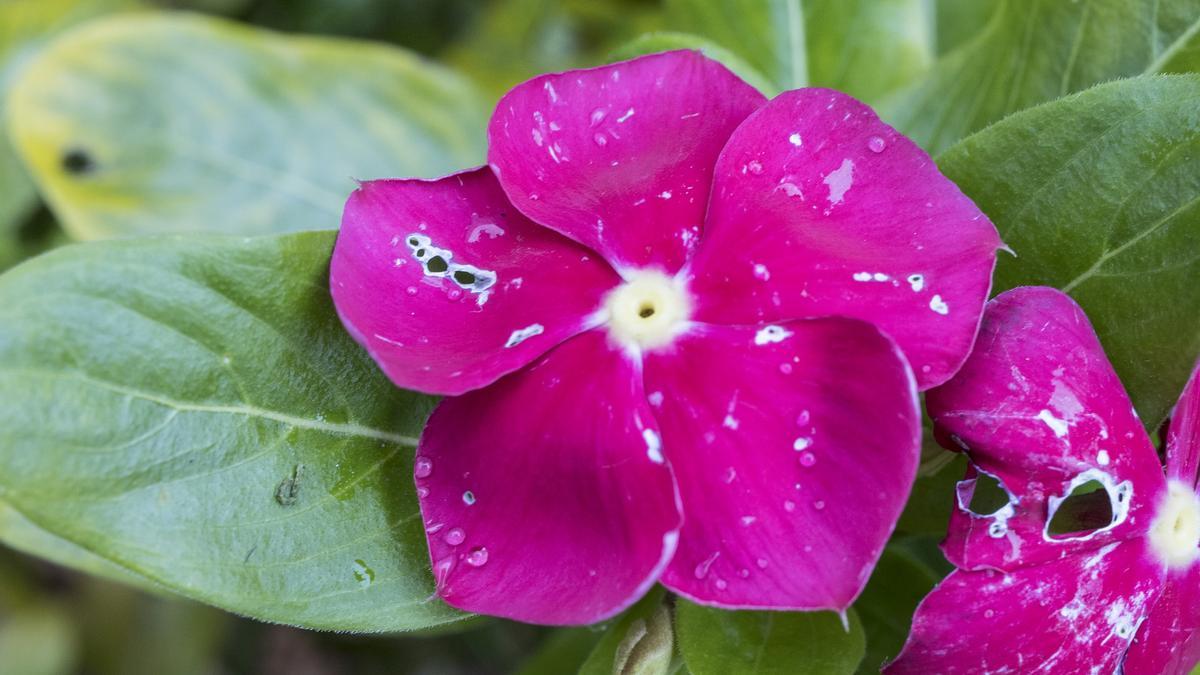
(330, 51, 1001, 625)
(888, 287, 1200, 673)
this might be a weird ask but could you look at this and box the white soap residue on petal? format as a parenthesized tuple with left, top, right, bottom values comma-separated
(504, 324, 544, 348)
(823, 158, 854, 206)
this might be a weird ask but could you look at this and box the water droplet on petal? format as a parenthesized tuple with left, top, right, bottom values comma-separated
(444, 528, 466, 546)
(414, 456, 433, 478)
(593, 133, 608, 146)
(465, 547, 489, 567)
(405, 286, 418, 296)
(799, 452, 816, 467)
(756, 558, 769, 569)
(739, 568, 751, 578)
(779, 363, 793, 374)
(867, 136, 886, 153)
(447, 289, 463, 300)
(715, 579, 728, 590)
(747, 160, 763, 175)
(784, 500, 797, 512)
(425, 522, 444, 534)
(462, 491, 476, 505)
(813, 500, 826, 510)
(416, 486, 429, 498)
(796, 410, 811, 427)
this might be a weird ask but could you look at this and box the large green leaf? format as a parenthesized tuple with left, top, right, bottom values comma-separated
(0, 499, 158, 593)
(0, 230, 461, 632)
(938, 74, 1200, 428)
(882, 0, 1200, 155)
(6, 12, 487, 240)
(676, 601, 864, 675)
(663, 0, 933, 102)
(0, 0, 138, 249)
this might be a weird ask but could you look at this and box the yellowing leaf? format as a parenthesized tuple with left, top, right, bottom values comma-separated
(7, 12, 487, 240)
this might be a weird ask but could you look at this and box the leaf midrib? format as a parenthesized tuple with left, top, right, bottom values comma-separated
(1, 366, 418, 446)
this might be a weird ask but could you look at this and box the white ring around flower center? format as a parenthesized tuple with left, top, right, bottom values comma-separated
(1148, 479, 1200, 569)
(603, 269, 691, 350)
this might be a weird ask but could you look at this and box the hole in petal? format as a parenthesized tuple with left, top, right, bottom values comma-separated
(427, 256, 449, 273)
(1047, 480, 1115, 538)
(453, 269, 477, 286)
(966, 471, 1011, 516)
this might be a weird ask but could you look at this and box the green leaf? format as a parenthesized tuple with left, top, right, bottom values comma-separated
(938, 74, 1200, 428)
(608, 32, 777, 95)
(663, 0, 934, 102)
(580, 589, 673, 675)
(882, 0, 1200, 155)
(0, 0, 139, 248)
(853, 543, 941, 673)
(0, 499, 159, 593)
(6, 12, 487, 240)
(934, 0, 1001, 55)
(0, 230, 462, 632)
(802, 0, 934, 102)
(676, 601, 865, 675)
(896, 415, 967, 535)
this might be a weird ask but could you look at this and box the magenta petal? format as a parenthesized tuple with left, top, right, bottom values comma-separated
(687, 88, 1001, 390)
(927, 287, 1166, 571)
(1167, 361, 1200, 487)
(488, 51, 765, 272)
(330, 168, 620, 395)
(645, 319, 920, 610)
(1124, 565, 1200, 673)
(887, 540, 1166, 674)
(415, 330, 681, 625)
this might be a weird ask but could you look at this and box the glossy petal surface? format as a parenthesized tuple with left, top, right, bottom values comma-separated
(330, 169, 619, 395)
(688, 88, 1001, 389)
(645, 319, 920, 610)
(1167, 362, 1200, 487)
(415, 330, 681, 625)
(928, 287, 1165, 571)
(1125, 565, 1200, 674)
(887, 540, 1165, 674)
(488, 50, 765, 273)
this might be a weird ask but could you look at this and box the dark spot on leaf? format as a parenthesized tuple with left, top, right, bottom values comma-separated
(1048, 480, 1114, 538)
(427, 256, 449, 273)
(275, 464, 304, 506)
(61, 148, 96, 176)
(453, 270, 476, 285)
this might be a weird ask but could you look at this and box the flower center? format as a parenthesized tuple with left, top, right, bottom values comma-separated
(1148, 480, 1200, 569)
(603, 270, 691, 350)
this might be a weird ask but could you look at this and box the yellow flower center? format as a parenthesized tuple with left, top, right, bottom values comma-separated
(1148, 480, 1200, 569)
(603, 270, 692, 351)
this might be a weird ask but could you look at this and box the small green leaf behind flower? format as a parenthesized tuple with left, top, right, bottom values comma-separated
(676, 600, 865, 675)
